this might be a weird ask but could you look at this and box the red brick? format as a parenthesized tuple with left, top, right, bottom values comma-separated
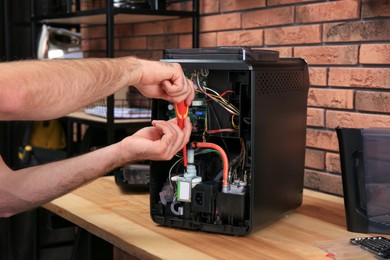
(309, 67, 327, 86)
(179, 34, 192, 49)
(296, 0, 359, 24)
(167, 1, 191, 12)
(81, 25, 106, 39)
(305, 148, 325, 170)
(268, 0, 316, 5)
(86, 38, 106, 51)
(133, 21, 164, 36)
(326, 110, 390, 129)
(114, 24, 133, 37)
(83, 51, 106, 58)
(326, 153, 341, 174)
(81, 39, 90, 51)
(242, 6, 294, 29)
(362, 0, 390, 18)
(308, 88, 354, 109)
(217, 29, 263, 46)
(356, 91, 390, 113)
(200, 1, 220, 14)
(360, 44, 390, 64)
(164, 18, 192, 34)
(324, 21, 390, 43)
(200, 13, 241, 32)
(127, 51, 162, 61)
(306, 128, 339, 151)
(113, 51, 130, 58)
(265, 25, 321, 46)
(80, 1, 102, 10)
(221, 0, 265, 12)
(307, 107, 325, 127)
(328, 68, 390, 88)
(263, 47, 292, 57)
(147, 35, 179, 50)
(304, 170, 343, 195)
(294, 46, 358, 65)
(119, 37, 147, 50)
(200, 32, 217, 48)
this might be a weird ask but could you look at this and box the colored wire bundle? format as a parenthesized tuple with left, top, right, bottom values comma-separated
(194, 69, 240, 116)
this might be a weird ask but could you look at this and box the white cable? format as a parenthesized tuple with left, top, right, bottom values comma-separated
(169, 158, 183, 188)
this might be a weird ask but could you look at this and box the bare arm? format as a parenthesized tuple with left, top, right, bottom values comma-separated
(0, 57, 194, 120)
(0, 56, 195, 217)
(0, 117, 192, 217)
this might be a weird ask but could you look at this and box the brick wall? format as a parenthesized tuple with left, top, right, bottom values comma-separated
(81, 0, 390, 196)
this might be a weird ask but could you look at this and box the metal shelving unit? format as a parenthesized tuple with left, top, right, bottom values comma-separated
(30, 0, 199, 155)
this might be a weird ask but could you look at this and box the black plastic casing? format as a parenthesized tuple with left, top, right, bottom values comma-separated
(150, 48, 310, 235)
(337, 128, 390, 234)
(336, 128, 369, 233)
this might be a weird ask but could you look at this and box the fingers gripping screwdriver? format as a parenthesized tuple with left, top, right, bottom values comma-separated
(175, 101, 189, 167)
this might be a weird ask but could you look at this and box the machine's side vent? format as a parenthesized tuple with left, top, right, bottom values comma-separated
(255, 71, 304, 95)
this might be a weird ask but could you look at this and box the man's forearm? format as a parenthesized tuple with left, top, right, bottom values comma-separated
(0, 57, 141, 120)
(0, 141, 127, 217)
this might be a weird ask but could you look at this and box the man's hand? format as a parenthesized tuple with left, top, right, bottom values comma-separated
(119, 117, 192, 162)
(133, 59, 195, 106)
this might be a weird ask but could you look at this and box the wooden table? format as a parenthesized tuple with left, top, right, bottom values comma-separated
(43, 176, 383, 259)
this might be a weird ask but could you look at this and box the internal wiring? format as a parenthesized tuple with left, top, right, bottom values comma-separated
(202, 87, 239, 116)
(220, 90, 236, 97)
(195, 148, 221, 156)
(168, 158, 183, 188)
(205, 128, 238, 134)
(231, 115, 239, 130)
(207, 101, 230, 155)
(169, 149, 220, 188)
(243, 117, 251, 125)
(194, 71, 240, 116)
(240, 138, 246, 171)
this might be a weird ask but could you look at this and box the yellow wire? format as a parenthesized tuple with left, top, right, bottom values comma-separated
(205, 92, 240, 115)
(231, 115, 239, 129)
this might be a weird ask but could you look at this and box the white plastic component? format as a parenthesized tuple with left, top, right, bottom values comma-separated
(228, 180, 246, 195)
(187, 148, 195, 164)
(191, 176, 202, 187)
(176, 176, 202, 202)
(192, 100, 203, 106)
(177, 180, 191, 202)
(177, 206, 183, 215)
(185, 165, 197, 178)
(222, 186, 229, 193)
(170, 201, 183, 216)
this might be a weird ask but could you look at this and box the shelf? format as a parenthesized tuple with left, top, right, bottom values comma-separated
(30, 0, 199, 148)
(33, 8, 196, 25)
(66, 111, 151, 124)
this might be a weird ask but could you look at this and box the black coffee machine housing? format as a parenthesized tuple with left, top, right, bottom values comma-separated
(150, 47, 310, 235)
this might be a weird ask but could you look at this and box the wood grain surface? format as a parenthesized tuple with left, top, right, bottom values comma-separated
(43, 176, 384, 260)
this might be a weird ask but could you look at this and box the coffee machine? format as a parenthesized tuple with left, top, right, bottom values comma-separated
(149, 47, 310, 235)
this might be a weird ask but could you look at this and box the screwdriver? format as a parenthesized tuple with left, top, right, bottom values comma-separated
(175, 101, 189, 167)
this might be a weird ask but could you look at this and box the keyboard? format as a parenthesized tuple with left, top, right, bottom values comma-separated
(351, 236, 390, 259)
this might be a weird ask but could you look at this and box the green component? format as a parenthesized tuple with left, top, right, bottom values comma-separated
(166, 69, 209, 135)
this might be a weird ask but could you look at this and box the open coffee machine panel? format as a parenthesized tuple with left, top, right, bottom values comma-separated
(150, 47, 310, 235)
